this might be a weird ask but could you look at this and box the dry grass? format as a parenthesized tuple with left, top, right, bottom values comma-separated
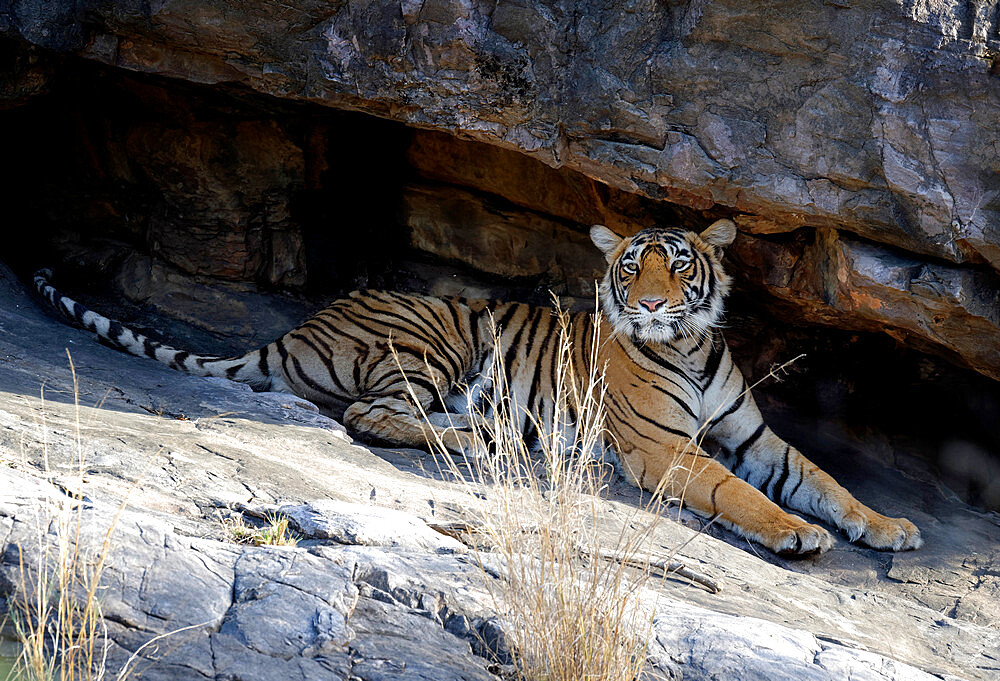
(5, 354, 122, 681)
(219, 515, 261, 546)
(258, 513, 300, 547)
(401, 303, 672, 681)
(3, 352, 195, 681)
(10, 497, 119, 681)
(220, 512, 300, 547)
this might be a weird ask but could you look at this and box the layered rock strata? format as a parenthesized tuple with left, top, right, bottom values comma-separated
(3, 0, 1000, 376)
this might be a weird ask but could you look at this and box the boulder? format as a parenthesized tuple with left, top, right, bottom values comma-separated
(730, 228, 1000, 379)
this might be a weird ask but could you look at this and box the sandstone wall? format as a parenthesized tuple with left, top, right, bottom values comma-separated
(2, 0, 997, 379)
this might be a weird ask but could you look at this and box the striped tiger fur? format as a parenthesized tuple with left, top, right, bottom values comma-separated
(33, 218, 922, 555)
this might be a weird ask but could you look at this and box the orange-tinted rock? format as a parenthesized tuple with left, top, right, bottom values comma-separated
(407, 130, 667, 235)
(10, 0, 996, 269)
(126, 119, 306, 287)
(403, 183, 605, 297)
(730, 229, 1000, 380)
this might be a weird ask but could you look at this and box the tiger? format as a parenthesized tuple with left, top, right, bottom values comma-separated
(33, 218, 922, 555)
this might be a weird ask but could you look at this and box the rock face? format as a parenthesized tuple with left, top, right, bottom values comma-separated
(729, 228, 1000, 375)
(2, 0, 999, 379)
(127, 118, 307, 286)
(2, 256, 1000, 680)
(0, 40, 48, 107)
(403, 182, 606, 296)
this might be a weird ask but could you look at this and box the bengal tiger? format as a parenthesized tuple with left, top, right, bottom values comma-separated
(33, 218, 922, 555)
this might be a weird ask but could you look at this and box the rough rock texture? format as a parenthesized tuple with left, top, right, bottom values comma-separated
(405, 130, 1000, 379)
(2, 66, 313, 293)
(0, 40, 48, 107)
(651, 602, 949, 681)
(402, 182, 606, 297)
(729, 228, 1000, 374)
(127, 117, 307, 286)
(2, 0, 998, 380)
(111, 253, 319, 351)
(0, 470, 499, 681)
(2, 245, 999, 679)
(406, 130, 678, 235)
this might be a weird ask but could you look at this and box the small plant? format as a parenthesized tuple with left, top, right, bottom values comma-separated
(220, 515, 261, 545)
(220, 513, 299, 547)
(259, 513, 300, 547)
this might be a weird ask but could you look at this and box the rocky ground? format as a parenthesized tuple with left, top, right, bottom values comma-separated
(1, 261, 999, 680)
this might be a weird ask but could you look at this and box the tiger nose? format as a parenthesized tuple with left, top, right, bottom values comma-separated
(639, 298, 666, 312)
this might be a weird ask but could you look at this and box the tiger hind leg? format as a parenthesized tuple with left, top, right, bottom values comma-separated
(426, 412, 473, 429)
(343, 395, 475, 455)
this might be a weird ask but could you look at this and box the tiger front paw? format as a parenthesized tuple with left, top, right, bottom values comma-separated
(768, 516, 835, 556)
(838, 507, 922, 551)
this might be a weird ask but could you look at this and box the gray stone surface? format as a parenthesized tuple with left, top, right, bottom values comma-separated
(650, 599, 946, 681)
(0, 468, 498, 681)
(1, 241, 999, 678)
(280, 499, 467, 552)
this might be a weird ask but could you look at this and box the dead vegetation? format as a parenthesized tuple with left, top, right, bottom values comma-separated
(2, 354, 198, 681)
(400, 303, 708, 681)
(219, 512, 300, 547)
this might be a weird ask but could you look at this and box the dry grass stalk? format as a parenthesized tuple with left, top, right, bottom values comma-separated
(397, 302, 671, 681)
(8, 353, 118, 681)
(3, 352, 188, 681)
(258, 513, 300, 547)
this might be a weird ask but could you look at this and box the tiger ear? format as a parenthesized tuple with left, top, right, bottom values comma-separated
(590, 225, 624, 263)
(699, 219, 737, 248)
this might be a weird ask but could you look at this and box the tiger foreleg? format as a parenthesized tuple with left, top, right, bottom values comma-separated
(761, 437, 921, 551)
(343, 395, 475, 456)
(616, 443, 834, 555)
(720, 424, 922, 551)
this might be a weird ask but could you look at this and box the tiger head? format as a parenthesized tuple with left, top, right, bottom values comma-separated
(589, 219, 737, 344)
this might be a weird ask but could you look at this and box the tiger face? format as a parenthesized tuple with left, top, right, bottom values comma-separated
(590, 219, 737, 344)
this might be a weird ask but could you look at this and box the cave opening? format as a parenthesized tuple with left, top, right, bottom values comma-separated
(2, 40, 998, 514)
